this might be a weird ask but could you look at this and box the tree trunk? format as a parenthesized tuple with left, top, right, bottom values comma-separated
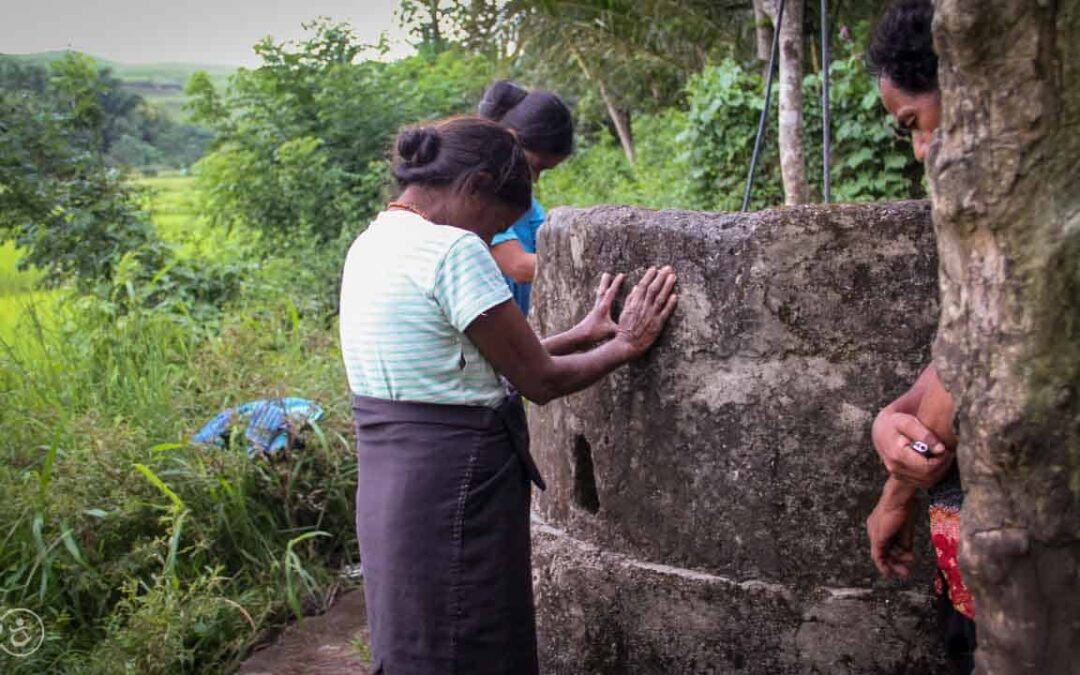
(929, 2, 1080, 673)
(598, 79, 636, 165)
(572, 49, 636, 165)
(765, 0, 809, 204)
(753, 0, 773, 78)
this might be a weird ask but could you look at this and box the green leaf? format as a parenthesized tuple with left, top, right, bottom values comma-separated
(150, 442, 185, 453)
(61, 526, 90, 568)
(133, 462, 185, 512)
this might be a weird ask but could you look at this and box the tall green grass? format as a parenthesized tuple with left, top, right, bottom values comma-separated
(0, 177, 357, 673)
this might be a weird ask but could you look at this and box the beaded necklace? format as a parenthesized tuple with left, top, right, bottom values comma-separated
(387, 201, 432, 222)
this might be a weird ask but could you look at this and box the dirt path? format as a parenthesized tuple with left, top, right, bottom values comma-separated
(237, 589, 371, 675)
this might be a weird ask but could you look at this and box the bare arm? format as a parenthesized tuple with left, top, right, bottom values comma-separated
(491, 240, 537, 283)
(540, 322, 596, 357)
(467, 267, 677, 404)
(915, 366, 958, 449)
(871, 363, 956, 487)
(865, 366, 958, 578)
(540, 273, 624, 356)
(867, 476, 919, 579)
(879, 364, 938, 416)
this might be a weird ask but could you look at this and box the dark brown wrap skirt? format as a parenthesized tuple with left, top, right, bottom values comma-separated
(352, 394, 545, 675)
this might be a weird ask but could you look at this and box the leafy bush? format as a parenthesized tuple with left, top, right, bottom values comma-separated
(538, 110, 699, 210)
(801, 43, 925, 203)
(190, 21, 496, 247)
(0, 55, 213, 174)
(1, 54, 240, 320)
(544, 44, 923, 213)
(680, 59, 785, 211)
(0, 55, 159, 293)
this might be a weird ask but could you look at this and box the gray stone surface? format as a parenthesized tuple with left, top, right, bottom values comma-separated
(533, 520, 943, 674)
(529, 202, 945, 673)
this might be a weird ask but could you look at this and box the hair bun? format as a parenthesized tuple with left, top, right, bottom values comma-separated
(478, 80, 529, 122)
(397, 126, 441, 167)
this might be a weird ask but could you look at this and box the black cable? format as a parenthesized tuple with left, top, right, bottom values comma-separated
(741, 0, 786, 213)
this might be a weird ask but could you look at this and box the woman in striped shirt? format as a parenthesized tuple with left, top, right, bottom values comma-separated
(339, 116, 677, 675)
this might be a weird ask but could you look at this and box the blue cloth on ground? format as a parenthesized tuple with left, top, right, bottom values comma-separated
(192, 397, 324, 457)
(490, 198, 545, 315)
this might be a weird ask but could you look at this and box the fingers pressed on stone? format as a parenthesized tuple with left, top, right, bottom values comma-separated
(655, 273, 677, 305)
(645, 267, 669, 304)
(597, 272, 611, 296)
(637, 266, 658, 292)
(661, 294, 678, 320)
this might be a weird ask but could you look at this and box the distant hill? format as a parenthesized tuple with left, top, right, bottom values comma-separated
(2, 51, 235, 120)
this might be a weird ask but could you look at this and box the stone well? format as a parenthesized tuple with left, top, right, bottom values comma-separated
(528, 202, 947, 674)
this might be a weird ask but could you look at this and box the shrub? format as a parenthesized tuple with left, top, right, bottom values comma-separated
(190, 21, 496, 247)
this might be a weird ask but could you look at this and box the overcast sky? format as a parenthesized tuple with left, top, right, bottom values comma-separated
(1, 0, 413, 66)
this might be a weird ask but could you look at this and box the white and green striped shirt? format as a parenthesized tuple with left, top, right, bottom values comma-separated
(339, 209, 512, 408)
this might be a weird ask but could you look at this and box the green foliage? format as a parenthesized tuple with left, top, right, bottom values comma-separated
(681, 59, 784, 211)
(1, 58, 239, 320)
(1, 55, 213, 172)
(546, 43, 924, 212)
(537, 110, 697, 209)
(802, 45, 925, 203)
(0, 293, 357, 673)
(446, 0, 752, 130)
(105, 101, 213, 171)
(0, 55, 160, 292)
(190, 20, 495, 247)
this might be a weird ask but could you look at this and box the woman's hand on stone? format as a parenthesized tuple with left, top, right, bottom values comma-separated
(613, 266, 678, 359)
(871, 411, 953, 488)
(579, 272, 624, 344)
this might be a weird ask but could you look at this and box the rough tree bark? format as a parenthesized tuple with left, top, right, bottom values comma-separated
(929, 1, 1080, 673)
(763, 0, 809, 204)
(753, 0, 774, 78)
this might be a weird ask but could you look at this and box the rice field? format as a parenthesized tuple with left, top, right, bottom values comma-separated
(138, 174, 250, 260)
(0, 242, 61, 346)
(0, 175, 206, 345)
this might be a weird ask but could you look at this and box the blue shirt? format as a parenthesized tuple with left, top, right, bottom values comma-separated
(491, 198, 545, 316)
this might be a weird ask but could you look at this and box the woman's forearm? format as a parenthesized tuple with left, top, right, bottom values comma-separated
(880, 475, 919, 509)
(468, 267, 676, 406)
(491, 242, 536, 283)
(887, 364, 938, 416)
(527, 339, 634, 404)
(542, 323, 597, 356)
(468, 301, 632, 405)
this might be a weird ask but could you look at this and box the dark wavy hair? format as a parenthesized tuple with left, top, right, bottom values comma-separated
(478, 80, 574, 158)
(867, 0, 939, 94)
(392, 116, 532, 212)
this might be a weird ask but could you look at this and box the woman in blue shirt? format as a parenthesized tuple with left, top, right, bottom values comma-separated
(479, 81, 574, 315)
